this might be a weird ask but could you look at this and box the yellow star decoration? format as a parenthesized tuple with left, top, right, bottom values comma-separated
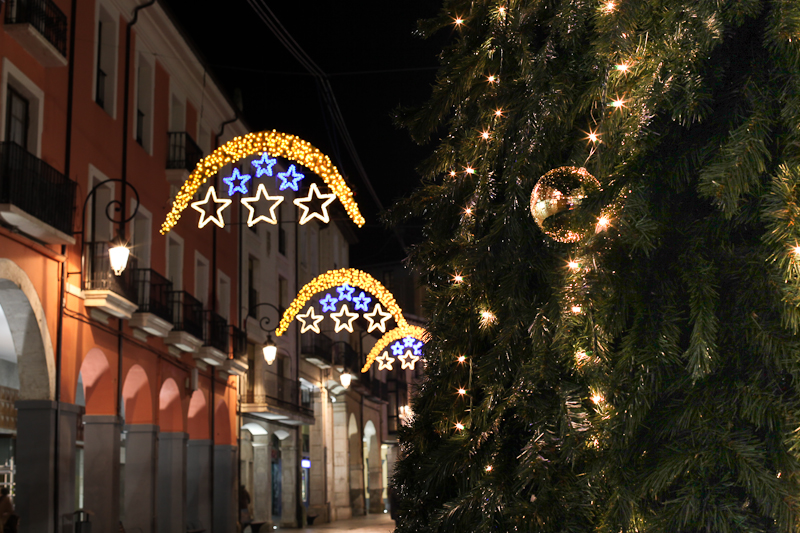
(296, 306, 324, 334)
(160, 130, 365, 234)
(376, 351, 395, 371)
(330, 304, 359, 333)
(398, 350, 420, 370)
(294, 183, 336, 225)
(277, 269, 406, 336)
(362, 325, 429, 372)
(364, 303, 392, 333)
(191, 186, 231, 229)
(241, 183, 284, 226)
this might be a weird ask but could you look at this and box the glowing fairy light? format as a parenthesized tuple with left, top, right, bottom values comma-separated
(160, 130, 365, 233)
(487, 75, 498, 84)
(480, 310, 497, 328)
(495, 109, 503, 117)
(575, 350, 589, 364)
(597, 216, 610, 229)
(481, 131, 490, 140)
(588, 131, 599, 143)
(457, 388, 466, 395)
(568, 261, 580, 271)
(485, 465, 493, 472)
(591, 392, 604, 405)
(457, 355, 466, 363)
(498, 6, 506, 15)
(603, 1, 615, 13)
(465, 167, 475, 174)
(453, 274, 464, 284)
(191, 186, 231, 229)
(611, 99, 625, 108)
(455, 422, 465, 431)
(571, 306, 582, 314)
(454, 17, 464, 25)
(793, 246, 800, 257)
(615, 63, 629, 72)
(450, 171, 457, 177)
(463, 206, 473, 216)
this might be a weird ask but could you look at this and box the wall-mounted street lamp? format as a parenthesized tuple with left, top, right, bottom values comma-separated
(246, 302, 281, 365)
(78, 178, 141, 278)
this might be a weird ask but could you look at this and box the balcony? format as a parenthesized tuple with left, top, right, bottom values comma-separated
(221, 326, 248, 376)
(301, 331, 333, 368)
(242, 374, 314, 424)
(82, 242, 138, 319)
(164, 291, 203, 354)
(129, 269, 174, 339)
(166, 132, 203, 185)
(4, 0, 67, 67)
(0, 141, 75, 244)
(195, 311, 228, 367)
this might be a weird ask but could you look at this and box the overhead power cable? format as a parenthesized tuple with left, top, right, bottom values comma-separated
(244, 0, 407, 253)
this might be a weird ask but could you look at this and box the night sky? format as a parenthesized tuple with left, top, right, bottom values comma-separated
(161, 0, 444, 265)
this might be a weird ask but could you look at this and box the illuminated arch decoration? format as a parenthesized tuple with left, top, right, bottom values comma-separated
(160, 130, 365, 234)
(276, 268, 406, 336)
(362, 325, 429, 372)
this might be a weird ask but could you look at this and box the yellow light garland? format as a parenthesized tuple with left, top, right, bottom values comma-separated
(362, 324, 429, 372)
(160, 130, 365, 234)
(276, 268, 407, 336)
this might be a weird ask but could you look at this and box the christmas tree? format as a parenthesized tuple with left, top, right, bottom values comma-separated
(391, 1, 800, 532)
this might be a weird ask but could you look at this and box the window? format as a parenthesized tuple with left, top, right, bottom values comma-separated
(94, 6, 118, 116)
(247, 257, 258, 317)
(194, 252, 209, 307)
(278, 276, 288, 314)
(217, 271, 231, 321)
(131, 203, 152, 269)
(169, 94, 185, 131)
(134, 53, 153, 152)
(1, 58, 44, 156)
(5, 87, 28, 149)
(86, 170, 114, 243)
(278, 204, 287, 256)
(166, 233, 183, 290)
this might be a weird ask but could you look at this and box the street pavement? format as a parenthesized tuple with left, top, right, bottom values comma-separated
(275, 513, 396, 533)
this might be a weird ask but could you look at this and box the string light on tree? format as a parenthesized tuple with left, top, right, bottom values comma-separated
(611, 98, 625, 108)
(294, 183, 337, 225)
(480, 309, 497, 328)
(160, 130, 365, 234)
(457, 355, 466, 363)
(571, 305, 582, 314)
(455, 422, 465, 431)
(457, 388, 466, 396)
(191, 186, 231, 229)
(615, 63, 630, 72)
(240, 184, 284, 226)
(452, 273, 464, 284)
(465, 167, 475, 175)
(568, 260, 580, 271)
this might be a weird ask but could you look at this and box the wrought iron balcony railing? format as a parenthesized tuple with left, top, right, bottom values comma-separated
(166, 132, 202, 172)
(5, 0, 67, 56)
(84, 242, 138, 301)
(204, 311, 229, 353)
(168, 291, 203, 340)
(230, 325, 247, 360)
(245, 375, 313, 417)
(332, 341, 360, 371)
(301, 331, 333, 363)
(132, 269, 173, 323)
(0, 141, 75, 236)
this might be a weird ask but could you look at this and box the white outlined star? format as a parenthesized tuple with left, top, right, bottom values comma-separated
(296, 306, 324, 334)
(191, 186, 232, 229)
(293, 183, 336, 225)
(399, 350, 420, 370)
(241, 183, 285, 226)
(376, 351, 395, 371)
(364, 303, 392, 333)
(330, 303, 359, 333)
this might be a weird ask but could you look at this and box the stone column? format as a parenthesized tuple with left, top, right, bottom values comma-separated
(280, 432, 299, 527)
(123, 424, 158, 533)
(331, 401, 351, 520)
(186, 440, 212, 532)
(213, 444, 237, 533)
(15, 400, 81, 533)
(157, 432, 187, 533)
(83, 415, 122, 532)
(252, 434, 272, 525)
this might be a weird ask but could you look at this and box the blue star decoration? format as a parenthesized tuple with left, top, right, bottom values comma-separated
(319, 293, 338, 313)
(222, 168, 252, 196)
(336, 283, 355, 302)
(277, 164, 305, 192)
(390, 341, 406, 357)
(403, 337, 416, 347)
(411, 340, 424, 356)
(251, 152, 277, 177)
(352, 291, 372, 312)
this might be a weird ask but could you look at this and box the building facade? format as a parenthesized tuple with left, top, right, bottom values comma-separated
(0, 0, 420, 532)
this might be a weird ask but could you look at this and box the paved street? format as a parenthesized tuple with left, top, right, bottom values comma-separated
(276, 513, 396, 533)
